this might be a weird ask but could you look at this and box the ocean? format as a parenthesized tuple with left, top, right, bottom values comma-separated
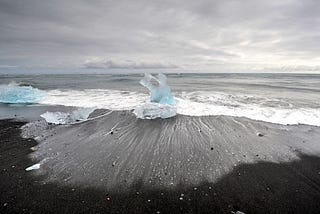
(1, 73, 320, 126)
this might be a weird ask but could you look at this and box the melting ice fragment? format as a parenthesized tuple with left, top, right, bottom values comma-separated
(0, 82, 45, 104)
(25, 163, 40, 171)
(40, 108, 95, 124)
(134, 73, 177, 119)
(140, 73, 176, 105)
(134, 103, 176, 119)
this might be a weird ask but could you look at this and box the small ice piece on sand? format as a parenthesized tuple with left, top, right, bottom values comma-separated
(40, 108, 95, 125)
(25, 163, 40, 171)
(232, 211, 246, 214)
(134, 103, 176, 119)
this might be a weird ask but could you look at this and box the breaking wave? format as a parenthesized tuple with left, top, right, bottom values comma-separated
(37, 89, 320, 126)
(1, 82, 319, 126)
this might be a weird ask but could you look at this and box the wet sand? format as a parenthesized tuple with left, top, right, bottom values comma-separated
(1, 111, 320, 213)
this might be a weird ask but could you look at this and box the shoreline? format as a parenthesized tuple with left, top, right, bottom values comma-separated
(1, 112, 320, 213)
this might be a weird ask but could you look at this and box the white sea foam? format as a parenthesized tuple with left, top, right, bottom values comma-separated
(175, 97, 320, 126)
(36, 88, 320, 126)
(40, 89, 147, 110)
(2, 82, 316, 126)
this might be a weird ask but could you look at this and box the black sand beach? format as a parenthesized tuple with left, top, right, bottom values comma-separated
(1, 111, 320, 214)
(1, 0, 320, 213)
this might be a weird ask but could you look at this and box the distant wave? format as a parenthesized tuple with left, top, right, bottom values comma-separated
(233, 82, 320, 93)
(36, 88, 320, 126)
(0, 82, 45, 104)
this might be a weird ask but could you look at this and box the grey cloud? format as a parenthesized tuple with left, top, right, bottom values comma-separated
(0, 0, 319, 72)
(84, 59, 178, 69)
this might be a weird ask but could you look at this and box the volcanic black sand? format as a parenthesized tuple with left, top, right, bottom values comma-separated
(1, 114, 320, 213)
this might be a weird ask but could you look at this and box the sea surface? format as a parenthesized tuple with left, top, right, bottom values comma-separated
(1, 73, 320, 126)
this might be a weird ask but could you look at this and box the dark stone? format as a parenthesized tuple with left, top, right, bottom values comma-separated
(257, 133, 264, 137)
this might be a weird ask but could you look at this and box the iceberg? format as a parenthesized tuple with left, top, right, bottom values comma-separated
(40, 108, 95, 125)
(0, 82, 45, 104)
(134, 73, 177, 119)
(140, 73, 176, 105)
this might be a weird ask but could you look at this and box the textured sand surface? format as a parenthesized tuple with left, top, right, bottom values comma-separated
(22, 110, 320, 189)
(1, 117, 320, 213)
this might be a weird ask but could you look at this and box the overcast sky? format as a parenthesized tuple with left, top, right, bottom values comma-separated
(0, 0, 320, 72)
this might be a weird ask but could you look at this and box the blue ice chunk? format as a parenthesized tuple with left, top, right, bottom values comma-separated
(134, 73, 177, 119)
(0, 83, 45, 104)
(140, 73, 176, 105)
(133, 103, 176, 119)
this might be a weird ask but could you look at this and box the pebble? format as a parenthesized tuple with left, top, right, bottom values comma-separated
(235, 211, 246, 214)
(30, 146, 38, 151)
(257, 132, 264, 137)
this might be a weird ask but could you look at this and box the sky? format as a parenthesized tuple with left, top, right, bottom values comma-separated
(0, 0, 320, 73)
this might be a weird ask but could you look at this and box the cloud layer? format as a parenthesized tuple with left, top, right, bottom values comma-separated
(0, 0, 320, 72)
(84, 59, 178, 69)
